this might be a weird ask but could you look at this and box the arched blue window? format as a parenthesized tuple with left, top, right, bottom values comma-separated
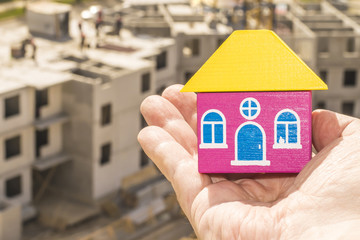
(273, 109, 302, 149)
(200, 110, 228, 149)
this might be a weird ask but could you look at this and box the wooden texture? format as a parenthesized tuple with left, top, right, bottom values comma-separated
(181, 30, 327, 92)
(197, 91, 312, 173)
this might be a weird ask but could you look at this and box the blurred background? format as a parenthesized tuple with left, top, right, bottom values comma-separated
(0, 0, 359, 239)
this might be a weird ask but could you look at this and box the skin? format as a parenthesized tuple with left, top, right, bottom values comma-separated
(138, 84, 360, 240)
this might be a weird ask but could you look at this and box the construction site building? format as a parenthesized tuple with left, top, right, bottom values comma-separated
(0, 80, 33, 215)
(1, 0, 360, 238)
(290, 1, 360, 118)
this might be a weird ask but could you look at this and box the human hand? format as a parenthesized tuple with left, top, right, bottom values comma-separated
(138, 84, 360, 240)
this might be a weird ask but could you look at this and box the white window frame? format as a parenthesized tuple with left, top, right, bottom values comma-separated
(239, 97, 261, 120)
(200, 109, 228, 149)
(273, 109, 302, 149)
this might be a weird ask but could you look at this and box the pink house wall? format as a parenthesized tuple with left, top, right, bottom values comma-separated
(197, 91, 312, 173)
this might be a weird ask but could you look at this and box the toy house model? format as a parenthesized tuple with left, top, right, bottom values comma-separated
(181, 30, 327, 173)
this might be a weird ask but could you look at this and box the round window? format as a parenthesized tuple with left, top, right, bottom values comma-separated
(239, 97, 261, 120)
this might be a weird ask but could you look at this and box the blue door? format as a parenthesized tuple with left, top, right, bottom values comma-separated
(237, 124, 263, 161)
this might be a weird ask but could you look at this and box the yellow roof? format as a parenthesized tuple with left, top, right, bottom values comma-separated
(181, 30, 327, 92)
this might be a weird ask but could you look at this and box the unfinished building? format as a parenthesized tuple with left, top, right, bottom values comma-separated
(121, 0, 233, 84)
(290, 1, 360, 118)
(0, 51, 158, 231)
(2, 0, 360, 239)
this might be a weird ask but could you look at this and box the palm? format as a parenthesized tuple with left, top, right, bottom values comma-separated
(138, 85, 360, 239)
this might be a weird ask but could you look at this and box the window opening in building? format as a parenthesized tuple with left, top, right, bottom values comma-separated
(319, 70, 327, 83)
(319, 37, 329, 53)
(343, 70, 357, 87)
(5, 135, 21, 159)
(183, 39, 200, 57)
(101, 104, 112, 126)
(346, 38, 355, 52)
(35, 89, 48, 118)
(100, 143, 111, 165)
(156, 51, 167, 70)
(5, 175, 22, 198)
(141, 73, 151, 93)
(36, 128, 49, 158)
(4, 95, 20, 118)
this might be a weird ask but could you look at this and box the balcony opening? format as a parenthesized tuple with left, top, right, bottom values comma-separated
(318, 37, 329, 53)
(36, 128, 49, 158)
(35, 89, 48, 119)
(183, 39, 200, 57)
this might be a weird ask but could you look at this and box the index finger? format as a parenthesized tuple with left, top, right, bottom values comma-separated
(162, 84, 197, 133)
(138, 126, 211, 219)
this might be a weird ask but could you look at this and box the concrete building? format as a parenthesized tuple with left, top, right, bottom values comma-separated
(95, 35, 177, 94)
(54, 52, 155, 203)
(0, 78, 34, 220)
(2, 0, 360, 238)
(0, 63, 73, 238)
(0, 51, 156, 229)
(290, 1, 360, 118)
(0, 67, 72, 216)
(0, 202, 21, 240)
(1, 0, 180, 229)
(121, 0, 233, 84)
(168, 4, 232, 83)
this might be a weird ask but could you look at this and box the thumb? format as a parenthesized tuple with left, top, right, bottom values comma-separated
(312, 110, 359, 152)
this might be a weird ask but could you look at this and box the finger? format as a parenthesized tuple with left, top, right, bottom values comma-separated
(162, 84, 197, 133)
(138, 126, 211, 218)
(312, 110, 360, 152)
(140, 95, 197, 156)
